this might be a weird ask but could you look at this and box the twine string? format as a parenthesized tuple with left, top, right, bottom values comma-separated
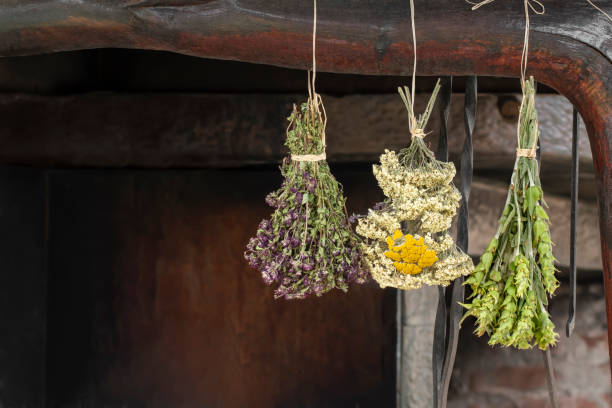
(405, 0, 437, 140)
(464, 0, 544, 83)
(292, 0, 327, 163)
(408, 0, 420, 139)
(519, 0, 545, 84)
(311, 0, 317, 97)
(517, 0, 542, 158)
(467, 0, 544, 14)
(587, 0, 612, 22)
(467, 0, 544, 159)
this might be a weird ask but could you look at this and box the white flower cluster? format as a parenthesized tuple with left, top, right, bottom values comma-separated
(356, 149, 474, 290)
(373, 150, 456, 194)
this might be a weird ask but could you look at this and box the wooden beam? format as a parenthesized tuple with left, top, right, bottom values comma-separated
(0, 50, 559, 95)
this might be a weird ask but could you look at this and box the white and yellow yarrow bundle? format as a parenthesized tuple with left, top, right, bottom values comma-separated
(356, 151, 473, 290)
(356, 82, 473, 290)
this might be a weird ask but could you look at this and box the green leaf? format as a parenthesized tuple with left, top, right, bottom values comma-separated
(535, 205, 549, 221)
(485, 237, 499, 254)
(533, 219, 548, 245)
(479, 252, 494, 271)
(525, 186, 542, 216)
(490, 269, 502, 282)
(502, 203, 512, 216)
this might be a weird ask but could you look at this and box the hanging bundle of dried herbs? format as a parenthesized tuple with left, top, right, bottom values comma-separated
(244, 94, 369, 299)
(461, 77, 559, 349)
(356, 80, 474, 290)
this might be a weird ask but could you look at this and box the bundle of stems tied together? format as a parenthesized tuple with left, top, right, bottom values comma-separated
(356, 80, 473, 290)
(244, 93, 368, 299)
(461, 77, 559, 350)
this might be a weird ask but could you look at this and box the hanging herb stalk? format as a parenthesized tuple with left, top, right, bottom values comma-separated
(461, 77, 559, 349)
(244, 94, 369, 299)
(356, 80, 474, 290)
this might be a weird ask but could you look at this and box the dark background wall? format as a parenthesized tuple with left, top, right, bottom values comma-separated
(43, 169, 395, 408)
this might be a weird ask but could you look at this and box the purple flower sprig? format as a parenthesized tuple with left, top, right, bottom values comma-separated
(244, 100, 369, 299)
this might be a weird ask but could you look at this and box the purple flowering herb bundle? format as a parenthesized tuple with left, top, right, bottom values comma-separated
(244, 95, 369, 299)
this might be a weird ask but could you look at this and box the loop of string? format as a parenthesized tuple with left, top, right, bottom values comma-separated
(467, 0, 544, 14)
(464, 0, 545, 83)
(587, 0, 612, 22)
(468, 1, 611, 34)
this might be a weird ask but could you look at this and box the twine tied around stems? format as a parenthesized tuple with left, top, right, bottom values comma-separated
(289, 93, 327, 162)
(292, 152, 327, 162)
(290, 0, 327, 163)
(516, 148, 537, 159)
(515, 77, 540, 160)
(412, 128, 426, 139)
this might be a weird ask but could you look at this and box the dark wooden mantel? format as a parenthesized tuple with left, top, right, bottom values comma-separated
(1, 0, 612, 373)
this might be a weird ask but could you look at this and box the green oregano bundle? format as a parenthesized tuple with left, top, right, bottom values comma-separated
(461, 77, 559, 350)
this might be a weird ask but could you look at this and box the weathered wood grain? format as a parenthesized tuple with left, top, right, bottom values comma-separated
(0, 50, 558, 95)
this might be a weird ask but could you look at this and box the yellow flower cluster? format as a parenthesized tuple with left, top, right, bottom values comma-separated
(384, 230, 438, 275)
(359, 241, 473, 290)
